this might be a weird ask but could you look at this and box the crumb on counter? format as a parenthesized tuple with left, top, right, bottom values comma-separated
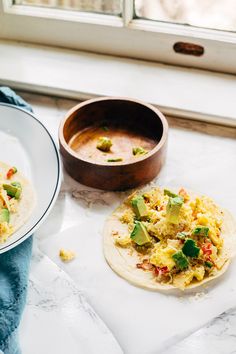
(59, 249, 76, 262)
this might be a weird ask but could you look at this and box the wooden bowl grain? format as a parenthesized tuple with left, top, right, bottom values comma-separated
(59, 97, 168, 191)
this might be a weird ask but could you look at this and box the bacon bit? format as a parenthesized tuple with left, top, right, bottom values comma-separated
(7, 195, 12, 200)
(154, 266, 169, 276)
(159, 205, 165, 211)
(6, 167, 17, 179)
(136, 260, 154, 271)
(178, 188, 189, 202)
(202, 242, 212, 256)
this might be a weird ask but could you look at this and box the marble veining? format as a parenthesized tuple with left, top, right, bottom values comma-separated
(17, 91, 236, 354)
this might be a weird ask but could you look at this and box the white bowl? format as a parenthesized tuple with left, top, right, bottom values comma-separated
(0, 103, 61, 253)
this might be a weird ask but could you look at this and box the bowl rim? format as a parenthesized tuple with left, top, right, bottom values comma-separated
(59, 96, 168, 167)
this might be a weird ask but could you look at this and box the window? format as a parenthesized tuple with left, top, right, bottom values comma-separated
(0, 0, 235, 74)
(14, 0, 122, 15)
(136, 0, 236, 32)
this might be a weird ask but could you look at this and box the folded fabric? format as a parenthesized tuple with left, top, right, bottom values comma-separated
(0, 87, 33, 354)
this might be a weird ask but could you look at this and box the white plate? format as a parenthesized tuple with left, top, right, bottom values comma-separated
(0, 103, 61, 253)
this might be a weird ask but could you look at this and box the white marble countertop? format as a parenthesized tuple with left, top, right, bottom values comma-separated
(17, 91, 236, 354)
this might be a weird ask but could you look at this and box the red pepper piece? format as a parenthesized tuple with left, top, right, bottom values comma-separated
(6, 167, 17, 179)
(202, 242, 212, 256)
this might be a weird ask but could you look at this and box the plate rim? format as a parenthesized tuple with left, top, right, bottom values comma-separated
(0, 102, 61, 253)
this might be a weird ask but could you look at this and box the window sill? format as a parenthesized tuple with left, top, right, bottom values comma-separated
(0, 39, 235, 126)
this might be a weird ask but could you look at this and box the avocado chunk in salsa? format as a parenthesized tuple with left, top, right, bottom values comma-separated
(132, 147, 148, 156)
(96, 137, 112, 152)
(107, 158, 123, 162)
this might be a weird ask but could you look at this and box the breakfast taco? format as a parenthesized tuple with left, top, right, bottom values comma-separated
(0, 161, 35, 243)
(103, 187, 236, 291)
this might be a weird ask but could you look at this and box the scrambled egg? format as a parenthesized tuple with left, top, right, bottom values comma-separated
(59, 249, 76, 262)
(173, 266, 205, 290)
(115, 234, 132, 247)
(150, 245, 176, 270)
(0, 222, 14, 243)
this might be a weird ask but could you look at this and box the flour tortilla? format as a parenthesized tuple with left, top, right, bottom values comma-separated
(103, 188, 236, 291)
(0, 161, 36, 234)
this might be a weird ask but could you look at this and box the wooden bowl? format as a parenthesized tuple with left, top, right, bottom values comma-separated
(59, 97, 168, 191)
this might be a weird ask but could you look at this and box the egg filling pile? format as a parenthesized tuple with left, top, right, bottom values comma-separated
(114, 187, 226, 290)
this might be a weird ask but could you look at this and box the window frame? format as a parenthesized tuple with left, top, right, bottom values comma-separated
(0, 0, 236, 74)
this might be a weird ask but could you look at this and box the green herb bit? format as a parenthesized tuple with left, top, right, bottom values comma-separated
(172, 251, 189, 270)
(132, 146, 148, 156)
(182, 239, 200, 258)
(192, 226, 209, 237)
(102, 126, 109, 132)
(107, 158, 123, 162)
(96, 137, 112, 152)
(205, 261, 213, 268)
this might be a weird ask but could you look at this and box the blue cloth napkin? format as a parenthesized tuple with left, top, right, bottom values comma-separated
(0, 87, 33, 354)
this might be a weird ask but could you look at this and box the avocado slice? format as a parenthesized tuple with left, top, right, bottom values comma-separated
(130, 221, 151, 246)
(131, 196, 148, 220)
(182, 239, 200, 257)
(166, 196, 183, 224)
(164, 189, 179, 198)
(0, 208, 10, 223)
(172, 251, 189, 270)
(3, 183, 22, 199)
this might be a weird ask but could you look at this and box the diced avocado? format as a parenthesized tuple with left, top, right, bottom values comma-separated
(192, 226, 209, 237)
(96, 137, 112, 152)
(0, 208, 10, 223)
(3, 183, 22, 199)
(205, 261, 213, 268)
(135, 244, 151, 254)
(107, 158, 123, 162)
(131, 196, 148, 220)
(132, 147, 148, 156)
(166, 196, 183, 224)
(182, 239, 200, 257)
(164, 189, 179, 198)
(11, 181, 21, 189)
(130, 221, 151, 246)
(172, 251, 189, 270)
